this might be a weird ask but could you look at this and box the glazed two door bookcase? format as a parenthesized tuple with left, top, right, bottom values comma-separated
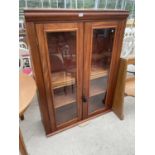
(24, 9, 128, 136)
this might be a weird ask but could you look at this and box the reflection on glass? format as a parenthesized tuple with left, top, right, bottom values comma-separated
(89, 28, 115, 114)
(47, 32, 77, 125)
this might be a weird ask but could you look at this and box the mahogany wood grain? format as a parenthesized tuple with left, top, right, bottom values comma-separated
(36, 24, 57, 132)
(44, 23, 78, 32)
(36, 22, 83, 128)
(83, 21, 120, 118)
(83, 22, 92, 119)
(24, 9, 129, 22)
(112, 58, 127, 120)
(26, 22, 53, 134)
(112, 57, 135, 119)
(105, 20, 127, 108)
(91, 21, 118, 111)
(24, 10, 129, 136)
(77, 22, 84, 121)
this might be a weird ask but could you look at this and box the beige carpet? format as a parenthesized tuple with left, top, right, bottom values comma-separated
(20, 95, 135, 155)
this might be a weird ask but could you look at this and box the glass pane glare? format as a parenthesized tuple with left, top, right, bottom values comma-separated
(47, 31, 77, 125)
(89, 28, 115, 114)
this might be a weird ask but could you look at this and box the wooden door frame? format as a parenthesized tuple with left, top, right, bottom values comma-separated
(35, 22, 83, 130)
(26, 22, 53, 135)
(83, 20, 124, 118)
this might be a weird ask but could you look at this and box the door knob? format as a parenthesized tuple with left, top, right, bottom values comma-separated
(82, 95, 87, 102)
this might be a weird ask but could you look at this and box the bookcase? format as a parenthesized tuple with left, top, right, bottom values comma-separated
(24, 9, 128, 136)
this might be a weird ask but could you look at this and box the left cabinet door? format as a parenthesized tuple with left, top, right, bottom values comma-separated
(36, 23, 83, 130)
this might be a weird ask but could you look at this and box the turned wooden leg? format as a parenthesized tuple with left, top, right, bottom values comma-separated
(19, 128, 28, 155)
(20, 114, 24, 121)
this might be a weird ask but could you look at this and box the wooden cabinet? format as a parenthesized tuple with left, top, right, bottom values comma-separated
(24, 9, 129, 136)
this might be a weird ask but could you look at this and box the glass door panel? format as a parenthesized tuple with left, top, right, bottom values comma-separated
(89, 28, 115, 114)
(46, 31, 77, 126)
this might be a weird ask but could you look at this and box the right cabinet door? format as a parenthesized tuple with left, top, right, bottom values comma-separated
(83, 21, 120, 118)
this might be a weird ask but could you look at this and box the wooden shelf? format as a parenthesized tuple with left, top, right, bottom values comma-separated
(51, 66, 108, 89)
(53, 76, 107, 108)
(52, 67, 108, 109)
(90, 76, 107, 97)
(90, 65, 108, 79)
(54, 92, 76, 108)
(51, 71, 75, 89)
(90, 88, 106, 97)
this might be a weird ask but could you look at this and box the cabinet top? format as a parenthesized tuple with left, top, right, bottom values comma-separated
(24, 9, 129, 22)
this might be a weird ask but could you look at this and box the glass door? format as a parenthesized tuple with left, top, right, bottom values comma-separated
(83, 22, 118, 117)
(36, 23, 83, 129)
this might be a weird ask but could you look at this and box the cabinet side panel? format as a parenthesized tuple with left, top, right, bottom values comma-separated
(36, 24, 56, 131)
(112, 58, 127, 119)
(25, 22, 52, 134)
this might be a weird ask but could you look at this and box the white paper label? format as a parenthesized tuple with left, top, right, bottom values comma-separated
(79, 13, 84, 17)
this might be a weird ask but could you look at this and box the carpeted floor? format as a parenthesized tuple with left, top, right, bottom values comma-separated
(20, 95, 135, 155)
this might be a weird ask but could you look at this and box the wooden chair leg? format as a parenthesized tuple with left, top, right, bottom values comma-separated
(19, 128, 28, 155)
(20, 114, 24, 121)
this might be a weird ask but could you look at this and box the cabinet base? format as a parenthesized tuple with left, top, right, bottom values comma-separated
(46, 108, 112, 137)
